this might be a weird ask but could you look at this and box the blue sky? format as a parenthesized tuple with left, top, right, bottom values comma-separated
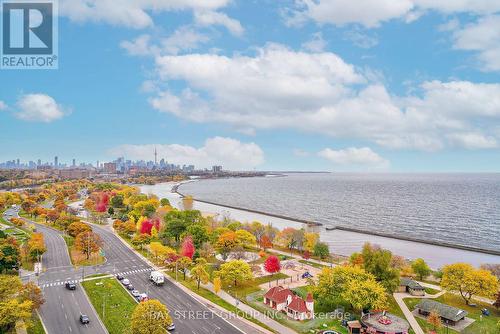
(1, 0, 500, 172)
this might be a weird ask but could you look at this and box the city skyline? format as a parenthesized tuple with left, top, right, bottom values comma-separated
(1, 1, 500, 172)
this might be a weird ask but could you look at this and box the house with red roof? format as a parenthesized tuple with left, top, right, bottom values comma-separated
(263, 286, 314, 320)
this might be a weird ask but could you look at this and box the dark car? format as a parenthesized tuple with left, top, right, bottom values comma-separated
(127, 284, 134, 291)
(65, 282, 76, 290)
(301, 271, 313, 279)
(482, 308, 490, 316)
(116, 274, 124, 280)
(79, 314, 90, 324)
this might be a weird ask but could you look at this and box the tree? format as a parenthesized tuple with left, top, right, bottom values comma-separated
(199, 242, 215, 259)
(342, 279, 388, 312)
(260, 235, 272, 250)
(313, 242, 330, 259)
(190, 258, 209, 290)
(74, 231, 103, 260)
(264, 255, 281, 275)
(0, 275, 36, 332)
(27, 233, 46, 261)
(493, 291, 500, 309)
(185, 224, 209, 248)
(149, 242, 172, 264)
(160, 198, 170, 207)
(131, 234, 150, 250)
(303, 232, 319, 252)
(213, 277, 222, 294)
(162, 210, 204, 242)
(216, 260, 253, 286)
(19, 281, 44, 310)
(67, 222, 92, 238)
(0, 299, 33, 331)
(216, 231, 238, 260)
(176, 256, 192, 280)
(131, 299, 172, 334)
(275, 227, 298, 253)
(427, 310, 442, 331)
(180, 236, 195, 259)
(0, 236, 20, 272)
(249, 221, 265, 245)
(441, 263, 499, 305)
(349, 252, 364, 267)
(362, 243, 400, 293)
(235, 229, 256, 246)
(182, 196, 194, 210)
(110, 194, 124, 208)
(412, 258, 431, 281)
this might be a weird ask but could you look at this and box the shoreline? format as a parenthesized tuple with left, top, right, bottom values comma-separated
(175, 184, 500, 257)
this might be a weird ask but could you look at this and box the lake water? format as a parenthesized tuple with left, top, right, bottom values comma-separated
(178, 173, 500, 254)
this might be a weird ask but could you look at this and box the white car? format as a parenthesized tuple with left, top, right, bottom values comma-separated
(122, 278, 130, 286)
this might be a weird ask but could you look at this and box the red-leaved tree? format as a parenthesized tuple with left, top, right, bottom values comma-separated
(264, 255, 281, 275)
(260, 235, 272, 250)
(180, 236, 195, 259)
(140, 218, 153, 235)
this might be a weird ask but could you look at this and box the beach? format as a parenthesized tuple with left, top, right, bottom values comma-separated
(140, 181, 500, 269)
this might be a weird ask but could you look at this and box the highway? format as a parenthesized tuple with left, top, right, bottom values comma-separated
(4, 207, 107, 334)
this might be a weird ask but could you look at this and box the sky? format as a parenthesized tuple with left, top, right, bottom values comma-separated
(1, 0, 500, 172)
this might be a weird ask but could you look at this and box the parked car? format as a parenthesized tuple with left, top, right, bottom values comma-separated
(131, 290, 140, 298)
(136, 293, 148, 302)
(65, 282, 76, 290)
(126, 284, 134, 291)
(116, 274, 124, 280)
(167, 323, 175, 331)
(482, 308, 490, 316)
(318, 331, 339, 334)
(79, 314, 90, 324)
(122, 278, 130, 286)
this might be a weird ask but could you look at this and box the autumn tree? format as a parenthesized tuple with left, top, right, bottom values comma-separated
(67, 222, 92, 238)
(190, 258, 210, 290)
(131, 234, 150, 250)
(0, 234, 20, 272)
(216, 231, 238, 260)
(412, 258, 432, 281)
(260, 235, 273, 250)
(427, 310, 442, 331)
(493, 292, 500, 310)
(184, 224, 209, 248)
(349, 252, 364, 267)
(235, 229, 256, 246)
(176, 256, 192, 280)
(74, 231, 103, 260)
(303, 232, 319, 253)
(275, 227, 298, 253)
(249, 221, 265, 245)
(264, 255, 281, 276)
(313, 242, 330, 260)
(362, 243, 400, 293)
(180, 236, 195, 259)
(216, 260, 253, 286)
(441, 263, 499, 305)
(19, 282, 44, 310)
(149, 242, 173, 264)
(213, 277, 222, 294)
(342, 278, 388, 312)
(27, 233, 46, 261)
(131, 299, 172, 334)
(182, 195, 194, 210)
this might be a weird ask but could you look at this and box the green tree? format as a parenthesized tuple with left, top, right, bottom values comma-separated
(160, 198, 170, 207)
(411, 258, 431, 280)
(162, 210, 204, 242)
(342, 278, 388, 312)
(441, 263, 499, 305)
(0, 236, 20, 273)
(216, 260, 253, 286)
(176, 256, 192, 280)
(313, 242, 330, 259)
(185, 224, 209, 248)
(362, 243, 400, 293)
(314, 266, 374, 304)
(131, 299, 172, 334)
(190, 258, 210, 290)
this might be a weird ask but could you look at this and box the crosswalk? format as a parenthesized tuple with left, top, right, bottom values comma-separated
(39, 267, 153, 288)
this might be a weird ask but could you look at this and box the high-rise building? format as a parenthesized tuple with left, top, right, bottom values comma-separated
(154, 147, 158, 165)
(54, 156, 58, 168)
(37, 159, 41, 166)
(72, 158, 76, 167)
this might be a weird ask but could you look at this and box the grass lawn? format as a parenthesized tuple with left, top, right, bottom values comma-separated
(224, 273, 289, 297)
(164, 270, 276, 333)
(82, 277, 136, 334)
(63, 235, 105, 266)
(27, 312, 45, 334)
(424, 286, 441, 295)
(404, 293, 500, 334)
(298, 259, 328, 269)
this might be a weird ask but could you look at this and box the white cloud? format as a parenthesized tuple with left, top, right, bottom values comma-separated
(194, 10, 244, 36)
(287, 0, 500, 28)
(452, 15, 500, 72)
(318, 147, 389, 167)
(302, 32, 327, 52)
(147, 44, 500, 152)
(109, 137, 264, 170)
(15, 94, 66, 123)
(447, 133, 498, 149)
(0, 101, 7, 110)
(121, 27, 210, 57)
(59, 0, 240, 31)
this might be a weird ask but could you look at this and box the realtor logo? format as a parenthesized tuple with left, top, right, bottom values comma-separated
(1, 0, 58, 69)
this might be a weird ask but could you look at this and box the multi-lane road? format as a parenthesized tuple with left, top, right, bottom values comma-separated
(5, 205, 258, 334)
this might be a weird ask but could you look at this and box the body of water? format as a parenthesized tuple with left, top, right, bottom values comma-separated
(178, 173, 500, 253)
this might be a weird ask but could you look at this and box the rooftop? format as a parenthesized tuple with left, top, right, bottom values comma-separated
(415, 299, 468, 322)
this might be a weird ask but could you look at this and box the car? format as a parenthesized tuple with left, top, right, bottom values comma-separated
(79, 314, 90, 324)
(318, 331, 339, 334)
(136, 293, 148, 302)
(126, 284, 134, 290)
(65, 282, 76, 290)
(482, 308, 490, 316)
(131, 290, 140, 298)
(116, 274, 124, 280)
(167, 323, 175, 331)
(122, 278, 130, 286)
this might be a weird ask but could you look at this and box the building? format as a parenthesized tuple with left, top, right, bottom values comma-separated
(103, 162, 117, 174)
(212, 165, 223, 173)
(54, 156, 58, 168)
(58, 169, 90, 179)
(397, 277, 425, 296)
(360, 311, 410, 334)
(263, 286, 314, 320)
(415, 299, 468, 326)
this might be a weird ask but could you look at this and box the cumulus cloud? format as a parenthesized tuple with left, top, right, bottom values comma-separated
(452, 15, 500, 72)
(286, 0, 500, 28)
(15, 94, 66, 123)
(59, 0, 241, 31)
(0, 101, 7, 110)
(318, 147, 389, 168)
(148, 44, 500, 151)
(447, 133, 498, 149)
(109, 137, 264, 170)
(194, 10, 244, 36)
(121, 27, 210, 57)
